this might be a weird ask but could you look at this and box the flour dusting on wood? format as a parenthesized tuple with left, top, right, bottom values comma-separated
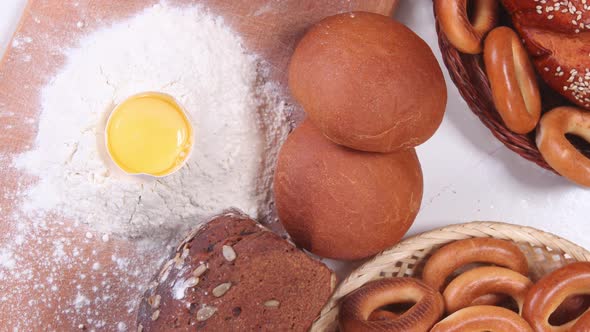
(0, 2, 291, 330)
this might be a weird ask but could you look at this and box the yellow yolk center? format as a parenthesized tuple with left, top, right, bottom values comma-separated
(106, 93, 193, 176)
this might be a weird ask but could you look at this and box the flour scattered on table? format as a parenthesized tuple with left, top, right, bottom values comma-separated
(1, 2, 291, 330)
(15, 3, 290, 238)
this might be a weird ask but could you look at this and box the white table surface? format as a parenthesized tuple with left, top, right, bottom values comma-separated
(1, 0, 589, 256)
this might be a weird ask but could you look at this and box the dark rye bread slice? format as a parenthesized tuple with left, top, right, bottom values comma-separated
(136, 210, 336, 331)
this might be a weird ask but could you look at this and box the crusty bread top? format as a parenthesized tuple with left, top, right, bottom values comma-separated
(274, 121, 423, 260)
(288, 11, 446, 152)
(136, 210, 335, 331)
(502, 0, 590, 109)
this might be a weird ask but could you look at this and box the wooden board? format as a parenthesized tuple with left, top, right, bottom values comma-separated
(0, 0, 398, 329)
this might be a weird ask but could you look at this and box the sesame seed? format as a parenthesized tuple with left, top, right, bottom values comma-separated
(212, 282, 232, 297)
(193, 263, 208, 277)
(151, 310, 160, 321)
(264, 299, 280, 308)
(222, 245, 237, 261)
(197, 306, 217, 321)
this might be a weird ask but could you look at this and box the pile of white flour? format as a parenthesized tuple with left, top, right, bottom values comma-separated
(15, 3, 290, 239)
(0, 2, 292, 330)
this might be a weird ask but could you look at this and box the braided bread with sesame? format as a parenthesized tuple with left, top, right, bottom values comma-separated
(502, 0, 590, 110)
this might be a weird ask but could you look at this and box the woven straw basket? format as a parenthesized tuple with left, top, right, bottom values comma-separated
(432, 1, 590, 173)
(310, 221, 590, 331)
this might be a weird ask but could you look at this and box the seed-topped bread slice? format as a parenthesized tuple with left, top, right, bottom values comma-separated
(136, 210, 335, 331)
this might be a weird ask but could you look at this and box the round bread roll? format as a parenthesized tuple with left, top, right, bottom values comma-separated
(273, 121, 423, 260)
(288, 12, 447, 153)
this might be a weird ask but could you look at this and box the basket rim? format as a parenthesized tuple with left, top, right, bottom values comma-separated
(310, 221, 590, 331)
(431, 0, 565, 172)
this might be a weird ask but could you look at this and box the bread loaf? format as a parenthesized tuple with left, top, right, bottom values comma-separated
(136, 210, 335, 331)
(274, 121, 423, 260)
(288, 12, 447, 153)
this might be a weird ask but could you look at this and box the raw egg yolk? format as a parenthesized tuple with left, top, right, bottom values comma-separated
(106, 93, 193, 176)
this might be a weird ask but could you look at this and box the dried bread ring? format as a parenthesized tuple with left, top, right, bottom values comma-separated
(572, 311, 590, 331)
(536, 106, 590, 187)
(435, 0, 499, 54)
(443, 266, 532, 314)
(339, 278, 444, 332)
(422, 238, 528, 293)
(550, 295, 590, 326)
(523, 262, 590, 332)
(368, 310, 399, 321)
(484, 26, 542, 134)
(431, 305, 533, 332)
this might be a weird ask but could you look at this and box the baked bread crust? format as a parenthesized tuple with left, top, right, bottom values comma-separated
(502, 0, 590, 109)
(288, 12, 446, 152)
(136, 210, 335, 331)
(274, 121, 423, 260)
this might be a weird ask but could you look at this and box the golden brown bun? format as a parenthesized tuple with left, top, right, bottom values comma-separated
(273, 121, 423, 260)
(288, 12, 447, 153)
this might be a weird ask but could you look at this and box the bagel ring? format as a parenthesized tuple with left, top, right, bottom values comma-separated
(523, 262, 590, 332)
(339, 278, 444, 332)
(551, 295, 590, 326)
(431, 305, 533, 332)
(422, 238, 528, 294)
(484, 26, 542, 134)
(368, 310, 399, 321)
(435, 0, 499, 54)
(536, 106, 590, 187)
(572, 311, 590, 331)
(443, 266, 532, 314)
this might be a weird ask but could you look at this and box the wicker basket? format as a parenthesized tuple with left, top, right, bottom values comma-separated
(432, 1, 590, 173)
(310, 221, 590, 331)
